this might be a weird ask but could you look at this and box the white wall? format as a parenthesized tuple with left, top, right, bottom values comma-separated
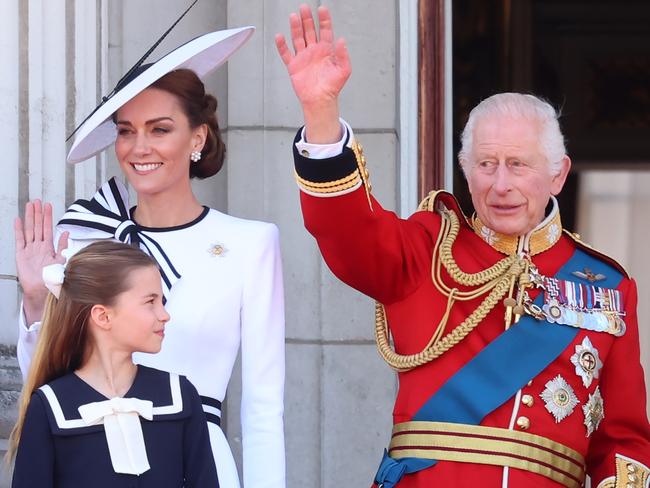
(0, 0, 21, 346)
(223, 2, 399, 485)
(577, 170, 650, 417)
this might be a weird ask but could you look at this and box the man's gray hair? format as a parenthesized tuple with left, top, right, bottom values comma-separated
(458, 93, 567, 176)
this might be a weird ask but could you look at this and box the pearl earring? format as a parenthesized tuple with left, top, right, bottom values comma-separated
(190, 150, 202, 163)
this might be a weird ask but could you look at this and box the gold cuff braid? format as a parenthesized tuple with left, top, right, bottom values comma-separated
(294, 138, 373, 209)
(614, 454, 649, 488)
(294, 169, 361, 194)
(596, 455, 650, 488)
(351, 140, 373, 210)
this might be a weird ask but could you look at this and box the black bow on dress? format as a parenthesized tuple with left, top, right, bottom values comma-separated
(58, 178, 181, 302)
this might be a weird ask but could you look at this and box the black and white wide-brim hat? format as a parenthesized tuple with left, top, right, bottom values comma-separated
(67, 26, 254, 164)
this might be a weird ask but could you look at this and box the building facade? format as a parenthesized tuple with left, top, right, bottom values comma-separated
(0, 1, 647, 487)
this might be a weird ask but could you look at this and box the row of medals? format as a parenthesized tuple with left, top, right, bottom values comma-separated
(522, 266, 626, 337)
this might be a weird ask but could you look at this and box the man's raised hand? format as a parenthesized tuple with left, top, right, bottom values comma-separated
(275, 4, 351, 143)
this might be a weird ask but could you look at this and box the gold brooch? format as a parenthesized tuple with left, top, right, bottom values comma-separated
(208, 243, 228, 257)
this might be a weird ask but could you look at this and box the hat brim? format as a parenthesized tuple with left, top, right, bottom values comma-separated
(67, 26, 254, 164)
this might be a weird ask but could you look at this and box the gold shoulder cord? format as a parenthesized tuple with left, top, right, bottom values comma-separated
(375, 192, 529, 372)
(351, 140, 373, 210)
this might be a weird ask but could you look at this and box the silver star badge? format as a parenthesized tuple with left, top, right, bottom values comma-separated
(570, 337, 603, 388)
(583, 387, 605, 437)
(540, 375, 579, 423)
(542, 299, 563, 323)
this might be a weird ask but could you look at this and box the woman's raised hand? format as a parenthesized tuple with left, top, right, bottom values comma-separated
(14, 200, 69, 323)
(275, 4, 351, 143)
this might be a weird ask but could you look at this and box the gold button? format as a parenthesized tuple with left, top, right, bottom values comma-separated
(627, 464, 637, 473)
(301, 149, 310, 157)
(516, 416, 530, 430)
(521, 394, 534, 407)
(628, 474, 637, 482)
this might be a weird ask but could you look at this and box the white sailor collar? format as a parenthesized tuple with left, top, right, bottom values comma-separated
(36, 365, 191, 436)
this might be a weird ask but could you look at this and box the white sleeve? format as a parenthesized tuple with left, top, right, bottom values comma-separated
(17, 308, 41, 381)
(294, 118, 355, 159)
(15, 226, 66, 380)
(17, 232, 88, 380)
(240, 223, 286, 488)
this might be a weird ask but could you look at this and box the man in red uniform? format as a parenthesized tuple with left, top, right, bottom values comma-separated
(276, 5, 650, 487)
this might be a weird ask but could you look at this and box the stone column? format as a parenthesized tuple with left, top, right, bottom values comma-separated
(224, 2, 399, 486)
(0, 1, 108, 483)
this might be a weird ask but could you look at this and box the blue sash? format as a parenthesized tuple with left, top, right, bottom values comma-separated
(375, 249, 623, 487)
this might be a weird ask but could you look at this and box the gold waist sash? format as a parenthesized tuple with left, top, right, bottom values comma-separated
(389, 421, 585, 488)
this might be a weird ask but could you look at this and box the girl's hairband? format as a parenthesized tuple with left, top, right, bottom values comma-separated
(42, 248, 74, 299)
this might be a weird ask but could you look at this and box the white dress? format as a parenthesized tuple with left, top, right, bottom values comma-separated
(17, 180, 286, 488)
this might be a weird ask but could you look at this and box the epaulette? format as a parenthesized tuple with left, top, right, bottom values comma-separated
(563, 230, 629, 279)
(417, 190, 471, 228)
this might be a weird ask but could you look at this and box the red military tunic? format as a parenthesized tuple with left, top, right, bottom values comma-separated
(293, 133, 650, 488)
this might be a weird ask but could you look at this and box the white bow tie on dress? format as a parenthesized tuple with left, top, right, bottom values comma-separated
(78, 397, 154, 475)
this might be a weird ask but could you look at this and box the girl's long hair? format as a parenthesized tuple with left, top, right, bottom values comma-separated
(7, 241, 157, 461)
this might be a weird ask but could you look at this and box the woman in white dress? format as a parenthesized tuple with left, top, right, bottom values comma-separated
(14, 26, 285, 488)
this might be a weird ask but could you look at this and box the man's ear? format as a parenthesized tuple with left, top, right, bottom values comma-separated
(90, 304, 112, 331)
(551, 155, 572, 196)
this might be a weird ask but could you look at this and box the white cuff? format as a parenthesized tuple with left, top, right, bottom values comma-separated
(18, 302, 42, 380)
(295, 119, 355, 159)
(19, 304, 42, 333)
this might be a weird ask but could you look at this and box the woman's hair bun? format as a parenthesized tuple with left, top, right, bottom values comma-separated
(151, 69, 226, 179)
(203, 94, 218, 114)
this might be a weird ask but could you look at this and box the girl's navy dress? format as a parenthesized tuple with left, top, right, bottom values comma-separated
(12, 365, 219, 487)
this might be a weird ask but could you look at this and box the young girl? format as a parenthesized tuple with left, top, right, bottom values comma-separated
(9, 241, 218, 487)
